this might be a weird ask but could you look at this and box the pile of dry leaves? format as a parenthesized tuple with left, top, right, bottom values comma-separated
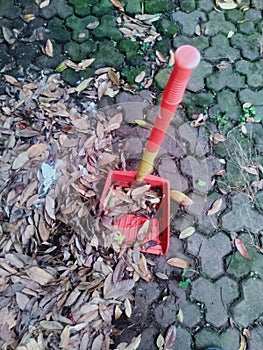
(0, 74, 155, 349)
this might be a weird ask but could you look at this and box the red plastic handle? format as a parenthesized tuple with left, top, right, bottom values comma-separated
(161, 45, 201, 113)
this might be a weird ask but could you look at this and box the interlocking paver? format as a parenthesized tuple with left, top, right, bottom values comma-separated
(191, 276, 239, 327)
(197, 0, 214, 12)
(227, 233, 263, 279)
(232, 278, 263, 326)
(250, 325, 263, 350)
(204, 34, 240, 61)
(209, 89, 241, 121)
(188, 232, 231, 278)
(194, 327, 240, 350)
(236, 60, 263, 88)
(172, 11, 206, 36)
(239, 88, 263, 106)
(231, 33, 262, 60)
(206, 67, 245, 92)
(203, 11, 235, 36)
(187, 61, 213, 92)
(158, 157, 188, 192)
(221, 192, 263, 233)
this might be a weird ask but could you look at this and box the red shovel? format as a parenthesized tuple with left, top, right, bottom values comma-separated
(100, 45, 200, 255)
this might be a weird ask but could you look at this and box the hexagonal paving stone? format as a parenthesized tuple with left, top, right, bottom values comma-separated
(187, 231, 231, 278)
(174, 35, 210, 52)
(249, 325, 263, 350)
(209, 89, 241, 121)
(187, 60, 213, 92)
(92, 14, 122, 41)
(158, 157, 188, 192)
(197, 0, 214, 12)
(194, 327, 240, 350)
(172, 10, 206, 36)
(239, 88, 263, 106)
(206, 67, 245, 92)
(231, 33, 261, 61)
(227, 233, 263, 279)
(191, 276, 239, 327)
(236, 60, 263, 88)
(221, 193, 263, 233)
(204, 34, 240, 62)
(202, 11, 235, 36)
(232, 278, 263, 326)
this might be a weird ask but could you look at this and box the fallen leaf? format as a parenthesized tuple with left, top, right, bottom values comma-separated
(242, 328, 252, 340)
(124, 298, 132, 318)
(4, 74, 19, 85)
(156, 50, 167, 63)
(216, 0, 237, 10)
(109, 0, 124, 9)
(108, 69, 120, 85)
(155, 272, 169, 280)
(135, 71, 146, 83)
(238, 334, 247, 350)
(195, 24, 201, 35)
(227, 30, 235, 38)
(167, 258, 191, 269)
(45, 39, 53, 57)
(39, 0, 50, 8)
(20, 181, 37, 205)
(59, 325, 70, 348)
(137, 220, 151, 242)
(134, 119, 152, 129)
(170, 190, 193, 206)
(241, 166, 258, 176)
(177, 308, 184, 323)
(156, 334, 165, 349)
(22, 14, 35, 22)
(207, 198, 223, 216)
(2, 26, 15, 44)
(179, 227, 195, 239)
(234, 238, 250, 259)
(45, 194, 56, 220)
(12, 152, 29, 170)
(27, 143, 48, 158)
(27, 266, 54, 285)
(76, 78, 93, 93)
(91, 334, 103, 350)
(164, 325, 177, 349)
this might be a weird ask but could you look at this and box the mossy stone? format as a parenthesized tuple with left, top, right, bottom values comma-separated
(92, 15, 122, 41)
(121, 66, 150, 84)
(123, 0, 142, 14)
(68, 0, 92, 17)
(65, 41, 96, 61)
(144, 0, 174, 14)
(66, 15, 95, 42)
(61, 69, 80, 85)
(155, 38, 172, 55)
(92, 0, 113, 16)
(183, 92, 214, 116)
(154, 67, 173, 89)
(157, 19, 179, 37)
(174, 35, 209, 51)
(47, 17, 71, 43)
(118, 40, 142, 64)
(94, 40, 124, 68)
(79, 68, 94, 80)
(179, 0, 196, 12)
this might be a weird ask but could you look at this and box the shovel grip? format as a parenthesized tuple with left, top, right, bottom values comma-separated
(160, 45, 201, 113)
(136, 45, 200, 182)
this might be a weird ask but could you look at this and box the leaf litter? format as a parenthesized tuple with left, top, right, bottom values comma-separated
(0, 74, 159, 349)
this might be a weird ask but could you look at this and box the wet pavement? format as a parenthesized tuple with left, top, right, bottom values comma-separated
(1, 0, 263, 349)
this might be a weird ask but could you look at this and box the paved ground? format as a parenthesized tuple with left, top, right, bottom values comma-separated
(1, 0, 263, 349)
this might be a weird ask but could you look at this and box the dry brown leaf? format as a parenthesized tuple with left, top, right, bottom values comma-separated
(242, 328, 252, 340)
(20, 181, 37, 205)
(179, 227, 195, 239)
(76, 78, 93, 93)
(108, 69, 120, 85)
(45, 194, 55, 220)
(59, 325, 70, 348)
(213, 133, 226, 142)
(12, 151, 29, 170)
(45, 39, 53, 57)
(109, 0, 124, 9)
(167, 257, 191, 269)
(216, 0, 238, 10)
(38, 216, 51, 241)
(170, 190, 193, 206)
(98, 81, 110, 100)
(27, 143, 48, 158)
(164, 325, 177, 349)
(4, 74, 19, 85)
(234, 238, 250, 259)
(137, 220, 150, 242)
(27, 266, 54, 285)
(26, 338, 41, 350)
(207, 198, 223, 216)
(156, 50, 167, 63)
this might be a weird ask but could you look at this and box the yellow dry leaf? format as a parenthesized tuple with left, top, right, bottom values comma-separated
(108, 69, 120, 85)
(134, 119, 152, 129)
(45, 39, 53, 57)
(22, 14, 35, 22)
(238, 334, 247, 350)
(76, 78, 93, 93)
(170, 190, 193, 206)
